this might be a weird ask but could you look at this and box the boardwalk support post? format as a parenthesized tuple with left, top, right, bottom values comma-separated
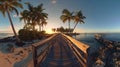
(32, 45, 37, 67)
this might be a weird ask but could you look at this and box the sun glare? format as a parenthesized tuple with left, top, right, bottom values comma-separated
(46, 29, 54, 34)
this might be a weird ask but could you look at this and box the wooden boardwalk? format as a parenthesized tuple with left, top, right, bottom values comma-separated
(28, 33, 89, 67)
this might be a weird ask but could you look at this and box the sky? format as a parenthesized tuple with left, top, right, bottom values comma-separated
(0, 0, 120, 33)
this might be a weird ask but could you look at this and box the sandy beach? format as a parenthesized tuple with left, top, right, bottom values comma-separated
(0, 45, 32, 67)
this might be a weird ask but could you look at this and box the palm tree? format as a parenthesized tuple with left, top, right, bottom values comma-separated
(41, 19, 47, 31)
(52, 28, 56, 32)
(0, 0, 23, 42)
(26, 3, 48, 31)
(60, 9, 73, 33)
(24, 3, 37, 31)
(20, 10, 30, 29)
(28, 4, 37, 31)
(36, 4, 48, 32)
(73, 11, 86, 32)
(20, 10, 29, 25)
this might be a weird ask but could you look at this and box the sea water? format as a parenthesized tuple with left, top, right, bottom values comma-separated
(73, 33, 120, 52)
(0, 33, 13, 39)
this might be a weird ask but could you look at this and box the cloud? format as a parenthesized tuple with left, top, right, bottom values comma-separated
(51, 0, 57, 4)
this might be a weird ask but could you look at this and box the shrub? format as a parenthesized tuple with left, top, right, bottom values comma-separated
(18, 29, 46, 41)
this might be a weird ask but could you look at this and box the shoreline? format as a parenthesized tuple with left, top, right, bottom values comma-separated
(87, 34, 120, 67)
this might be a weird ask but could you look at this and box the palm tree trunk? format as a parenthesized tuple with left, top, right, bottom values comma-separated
(39, 24, 41, 32)
(73, 22, 78, 32)
(32, 22, 36, 31)
(41, 25, 43, 31)
(68, 20, 70, 33)
(7, 10, 21, 42)
(42, 25, 44, 31)
(33, 25, 35, 31)
(23, 20, 27, 29)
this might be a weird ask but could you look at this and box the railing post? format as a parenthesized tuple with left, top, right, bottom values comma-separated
(32, 45, 37, 67)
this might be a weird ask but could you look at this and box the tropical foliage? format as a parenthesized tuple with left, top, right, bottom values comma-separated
(20, 3, 48, 31)
(60, 9, 86, 33)
(73, 11, 86, 32)
(52, 26, 73, 33)
(19, 29, 45, 41)
(0, 0, 23, 43)
(60, 9, 73, 33)
(19, 3, 48, 41)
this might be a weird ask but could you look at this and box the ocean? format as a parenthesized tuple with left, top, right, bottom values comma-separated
(0, 33, 120, 41)
(73, 33, 120, 51)
(0, 33, 13, 39)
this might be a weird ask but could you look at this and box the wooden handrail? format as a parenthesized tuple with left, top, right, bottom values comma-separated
(32, 34, 57, 48)
(61, 33, 89, 54)
(32, 34, 58, 67)
(61, 33, 89, 67)
(31, 33, 89, 67)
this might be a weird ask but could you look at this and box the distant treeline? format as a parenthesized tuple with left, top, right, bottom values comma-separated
(52, 26, 74, 33)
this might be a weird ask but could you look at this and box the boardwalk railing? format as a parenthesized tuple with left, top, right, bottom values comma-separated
(31, 33, 89, 67)
(31, 34, 57, 67)
(62, 33, 89, 67)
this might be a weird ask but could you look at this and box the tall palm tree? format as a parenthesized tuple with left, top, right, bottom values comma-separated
(60, 9, 73, 33)
(20, 10, 29, 25)
(35, 4, 48, 32)
(25, 3, 37, 31)
(21, 3, 48, 32)
(20, 10, 30, 29)
(0, 0, 23, 42)
(41, 19, 47, 31)
(73, 11, 86, 32)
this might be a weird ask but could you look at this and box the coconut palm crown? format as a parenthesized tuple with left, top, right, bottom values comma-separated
(60, 9, 73, 33)
(73, 10, 86, 32)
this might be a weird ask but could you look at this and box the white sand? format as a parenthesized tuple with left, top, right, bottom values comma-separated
(0, 46, 32, 67)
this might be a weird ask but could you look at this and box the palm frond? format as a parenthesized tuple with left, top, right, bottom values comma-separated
(11, 7, 19, 15)
(11, 1, 23, 8)
(62, 9, 70, 15)
(0, 4, 6, 17)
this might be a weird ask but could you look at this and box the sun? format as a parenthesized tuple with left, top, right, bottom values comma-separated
(46, 29, 54, 34)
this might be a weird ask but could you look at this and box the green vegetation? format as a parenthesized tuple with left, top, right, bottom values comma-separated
(0, 0, 23, 43)
(52, 26, 73, 33)
(19, 3, 48, 41)
(60, 9, 86, 33)
(20, 3, 48, 31)
(60, 9, 73, 33)
(19, 29, 46, 41)
(73, 11, 86, 32)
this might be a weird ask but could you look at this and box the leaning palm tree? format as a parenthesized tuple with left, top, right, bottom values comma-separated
(60, 9, 73, 33)
(0, 0, 23, 42)
(73, 11, 86, 32)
